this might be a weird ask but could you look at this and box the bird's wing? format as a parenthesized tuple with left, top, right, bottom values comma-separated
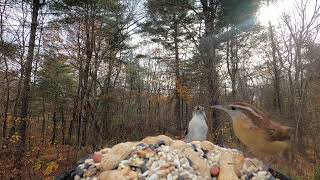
(197, 122, 208, 135)
(187, 119, 197, 134)
(185, 119, 194, 142)
(231, 102, 291, 141)
(265, 124, 292, 141)
(203, 121, 208, 133)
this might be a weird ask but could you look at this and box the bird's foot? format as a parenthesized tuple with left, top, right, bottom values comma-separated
(263, 163, 272, 172)
(242, 150, 255, 159)
(263, 157, 276, 172)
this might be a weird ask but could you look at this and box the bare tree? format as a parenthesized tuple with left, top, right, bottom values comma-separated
(14, 0, 42, 175)
(0, 0, 9, 141)
(267, 0, 282, 112)
(199, 0, 222, 144)
(282, 0, 320, 151)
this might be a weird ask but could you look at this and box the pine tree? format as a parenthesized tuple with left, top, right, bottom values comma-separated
(143, 0, 197, 132)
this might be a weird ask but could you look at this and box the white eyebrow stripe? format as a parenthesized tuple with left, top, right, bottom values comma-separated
(230, 104, 264, 120)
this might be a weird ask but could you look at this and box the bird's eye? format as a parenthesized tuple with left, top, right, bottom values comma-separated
(231, 107, 236, 110)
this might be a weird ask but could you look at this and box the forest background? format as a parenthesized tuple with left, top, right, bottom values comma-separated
(0, 0, 320, 179)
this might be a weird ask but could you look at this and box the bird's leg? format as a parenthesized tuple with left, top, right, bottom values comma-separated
(243, 150, 277, 171)
(243, 150, 272, 171)
(242, 149, 255, 159)
(263, 156, 276, 171)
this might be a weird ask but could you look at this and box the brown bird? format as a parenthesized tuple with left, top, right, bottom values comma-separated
(211, 102, 292, 156)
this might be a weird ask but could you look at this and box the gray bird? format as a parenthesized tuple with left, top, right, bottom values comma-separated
(185, 106, 208, 142)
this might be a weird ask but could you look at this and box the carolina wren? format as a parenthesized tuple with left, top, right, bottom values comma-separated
(211, 102, 292, 155)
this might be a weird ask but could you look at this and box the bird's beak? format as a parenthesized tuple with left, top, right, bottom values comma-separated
(211, 105, 233, 121)
(211, 105, 228, 112)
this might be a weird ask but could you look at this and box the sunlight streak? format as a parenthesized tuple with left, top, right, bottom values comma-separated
(258, 1, 283, 26)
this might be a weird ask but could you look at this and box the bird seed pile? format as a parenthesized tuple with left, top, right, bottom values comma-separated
(64, 135, 283, 180)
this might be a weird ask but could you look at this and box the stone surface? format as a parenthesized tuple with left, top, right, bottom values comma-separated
(99, 148, 111, 154)
(142, 135, 173, 145)
(128, 170, 138, 179)
(101, 142, 138, 170)
(98, 170, 127, 180)
(233, 153, 245, 177)
(200, 141, 216, 151)
(74, 175, 80, 180)
(83, 167, 97, 177)
(137, 148, 155, 158)
(182, 145, 211, 178)
(170, 140, 188, 151)
(69, 135, 280, 180)
(218, 152, 238, 180)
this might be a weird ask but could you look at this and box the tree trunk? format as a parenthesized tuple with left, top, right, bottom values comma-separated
(207, 46, 221, 144)
(60, 106, 65, 144)
(81, 32, 94, 147)
(98, 50, 115, 145)
(90, 41, 100, 148)
(68, 103, 76, 145)
(1, 0, 10, 144)
(80, 1, 95, 147)
(226, 38, 239, 102)
(267, 16, 282, 112)
(68, 23, 82, 145)
(11, 0, 27, 135)
(173, 12, 181, 132)
(3, 56, 10, 140)
(77, 86, 83, 147)
(137, 85, 142, 119)
(200, 0, 222, 145)
(32, 12, 44, 83)
(41, 97, 46, 144)
(14, 0, 40, 175)
(294, 43, 304, 152)
(51, 111, 57, 144)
